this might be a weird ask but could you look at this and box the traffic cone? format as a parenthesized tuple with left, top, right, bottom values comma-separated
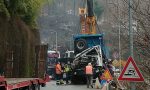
(94, 78, 101, 89)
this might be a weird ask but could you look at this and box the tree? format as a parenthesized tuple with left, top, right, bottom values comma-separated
(105, 0, 150, 89)
(0, 0, 47, 28)
(94, 0, 104, 20)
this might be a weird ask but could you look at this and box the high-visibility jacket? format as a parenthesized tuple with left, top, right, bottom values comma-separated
(55, 64, 62, 74)
(64, 65, 70, 73)
(85, 65, 93, 74)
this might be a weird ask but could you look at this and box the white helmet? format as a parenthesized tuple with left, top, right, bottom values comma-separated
(108, 59, 112, 62)
(88, 63, 92, 65)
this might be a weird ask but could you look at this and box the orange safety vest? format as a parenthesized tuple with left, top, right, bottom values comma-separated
(55, 64, 62, 74)
(85, 65, 93, 74)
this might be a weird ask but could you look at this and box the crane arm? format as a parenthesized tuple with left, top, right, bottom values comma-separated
(79, 0, 96, 34)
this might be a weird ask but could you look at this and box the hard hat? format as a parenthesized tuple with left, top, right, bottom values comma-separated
(108, 59, 112, 62)
(88, 63, 91, 65)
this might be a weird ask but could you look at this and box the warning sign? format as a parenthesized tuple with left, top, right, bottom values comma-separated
(118, 56, 144, 82)
(101, 69, 113, 81)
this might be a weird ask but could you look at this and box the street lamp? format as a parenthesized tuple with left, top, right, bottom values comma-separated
(50, 31, 58, 51)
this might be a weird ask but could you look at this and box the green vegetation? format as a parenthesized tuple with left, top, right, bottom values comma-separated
(0, 0, 10, 18)
(0, 0, 49, 28)
(0, 0, 51, 77)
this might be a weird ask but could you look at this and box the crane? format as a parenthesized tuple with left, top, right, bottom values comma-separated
(79, 0, 96, 34)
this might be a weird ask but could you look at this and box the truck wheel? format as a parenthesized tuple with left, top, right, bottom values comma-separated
(35, 84, 40, 90)
(27, 84, 36, 90)
(27, 85, 33, 90)
(41, 83, 46, 87)
(0, 86, 5, 90)
(31, 85, 35, 90)
(30, 84, 40, 90)
(21, 86, 28, 90)
(74, 39, 87, 53)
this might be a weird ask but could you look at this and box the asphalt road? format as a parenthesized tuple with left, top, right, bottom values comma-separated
(41, 81, 99, 90)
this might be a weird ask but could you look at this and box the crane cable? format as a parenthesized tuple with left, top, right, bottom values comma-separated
(81, 0, 86, 8)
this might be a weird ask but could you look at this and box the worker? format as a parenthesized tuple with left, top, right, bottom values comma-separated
(107, 59, 115, 77)
(85, 63, 93, 88)
(55, 62, 62, 85)
(64, 64, 71, 84)
(67, 61, 72, 84)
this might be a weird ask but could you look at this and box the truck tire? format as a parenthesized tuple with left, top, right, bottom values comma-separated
(35, 84, 40, 90)
(37, 84, 40, 90)
(27, 85, 33, 90)
(0, 86, 6, 90)
(32, 85, 35, 90)
(41, 83, 46, 87)
(27, 84, 40, 90)
(74, 39, 87, 54)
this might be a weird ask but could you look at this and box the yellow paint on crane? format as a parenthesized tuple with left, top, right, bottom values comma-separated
(79, 8, 87, 15)
(79, 7, 96, 34)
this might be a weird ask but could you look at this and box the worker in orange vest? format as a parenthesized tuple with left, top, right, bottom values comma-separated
(55, 62, 62, 85)
(85, 63, 93, 88)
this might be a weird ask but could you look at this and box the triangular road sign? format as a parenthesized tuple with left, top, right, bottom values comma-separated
(101, 69, 113, 81)
(118, 56, 144, 82)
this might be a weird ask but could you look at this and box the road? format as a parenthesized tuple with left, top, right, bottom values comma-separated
(41, 81, 99, 90)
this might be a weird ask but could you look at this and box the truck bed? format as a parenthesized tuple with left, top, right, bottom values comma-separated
(5, 78, 39, 89)
(6, 78, 38, 85)
(0, 75, 50, 90)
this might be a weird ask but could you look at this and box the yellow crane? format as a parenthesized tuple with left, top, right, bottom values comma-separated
(79, 0, 96, 34)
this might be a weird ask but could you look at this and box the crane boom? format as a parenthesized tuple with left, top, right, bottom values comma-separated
(79, 0, 96, 34)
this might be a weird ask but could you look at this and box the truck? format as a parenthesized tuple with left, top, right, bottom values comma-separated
(0, 44, 50, 90)
(47, 50, 60, 79)
(70, 0, 109, 84)
(71, 34, 108, 84)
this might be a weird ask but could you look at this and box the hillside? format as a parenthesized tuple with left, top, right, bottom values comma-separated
(0, 0, 42, 77)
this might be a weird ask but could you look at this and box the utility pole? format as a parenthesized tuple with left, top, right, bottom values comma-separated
(74, 0, 75, 16)
(129, 0, 133, 58)
(56, 31, 58, 51)
(117, 0, 122, 74)
(50, 31, 58, 51)
(128, 0, 135, 89)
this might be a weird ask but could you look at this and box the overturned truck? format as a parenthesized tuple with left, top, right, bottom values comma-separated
(71, 34, 109, 84)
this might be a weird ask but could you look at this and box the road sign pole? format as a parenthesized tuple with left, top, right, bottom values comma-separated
(128, 0, 135, 89)
(131, 82, 136, 90)
(129, 0, 133, 58)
